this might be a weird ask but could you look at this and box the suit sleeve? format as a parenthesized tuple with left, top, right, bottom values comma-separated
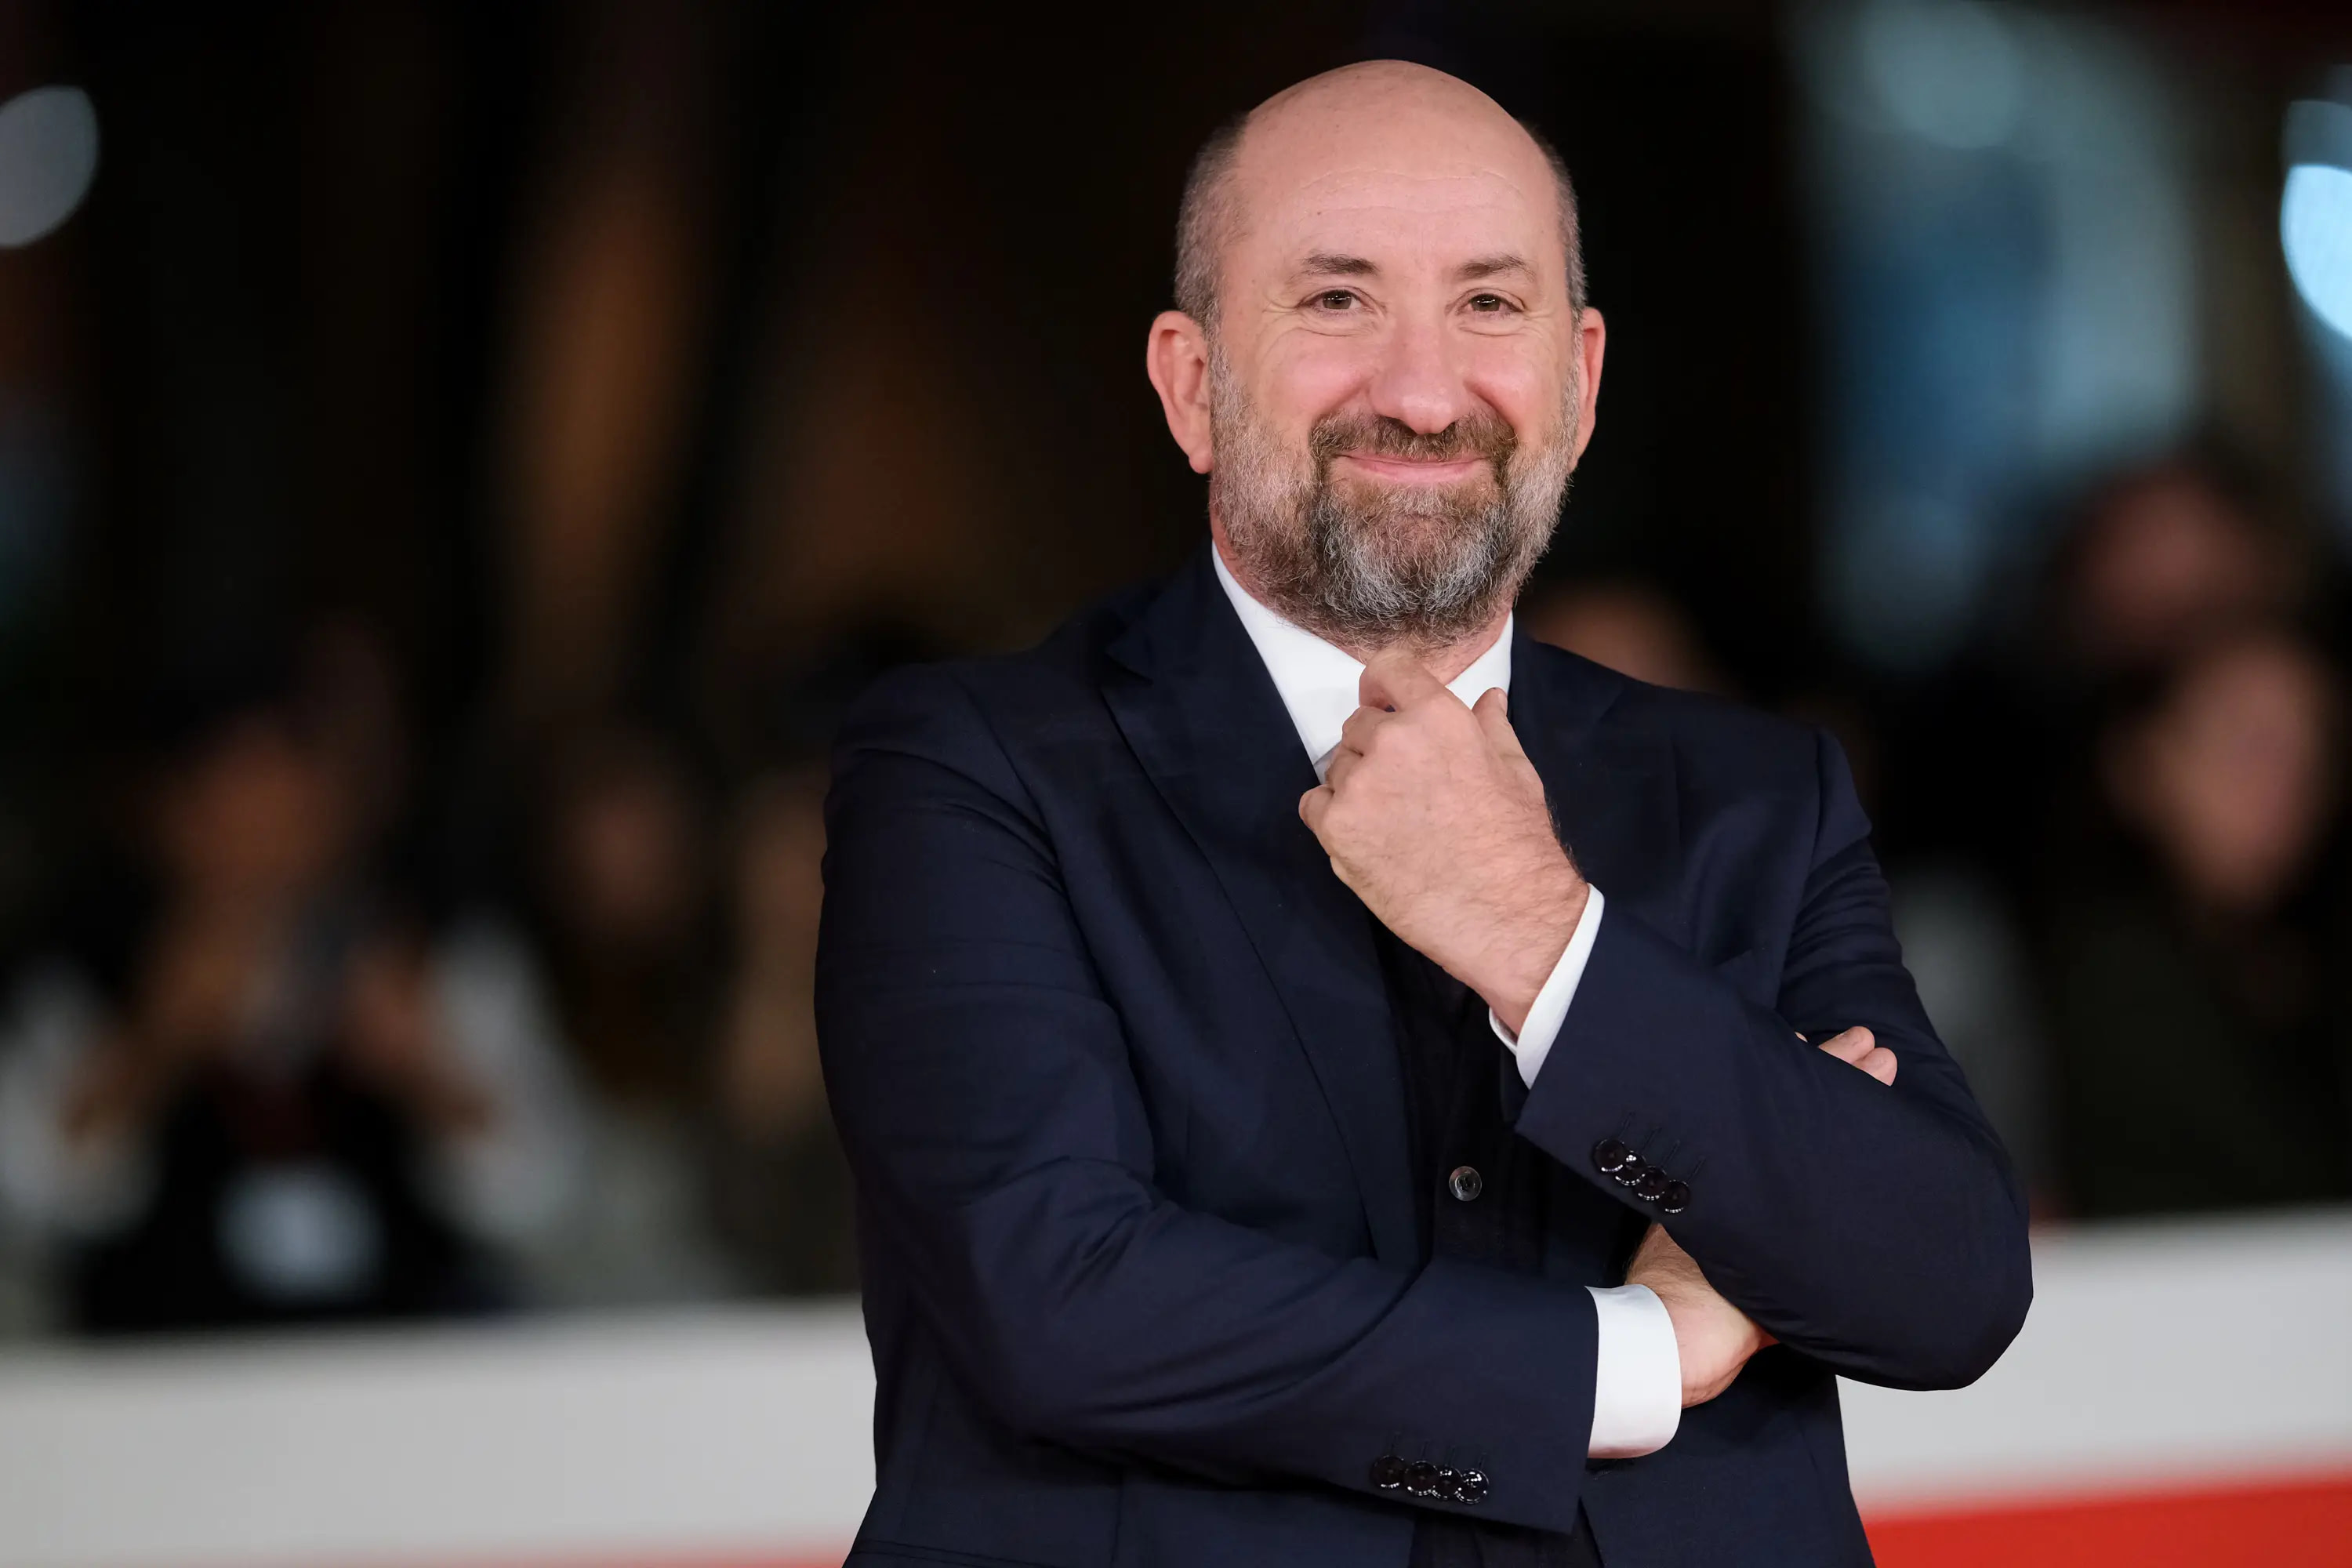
(1513, 729, 2033, 1390)
(818, 667, 1602, 1532)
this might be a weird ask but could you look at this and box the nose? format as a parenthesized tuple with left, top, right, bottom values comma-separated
(1364, 311, 1471, 436)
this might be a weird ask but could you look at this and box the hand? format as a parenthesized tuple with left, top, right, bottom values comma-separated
(1812, 1025, 1896, 1086)
(1298, 650, 1585, 1033)
(1631, 1030, 1896, 1407)
(1626, 1221, 1772, 1407)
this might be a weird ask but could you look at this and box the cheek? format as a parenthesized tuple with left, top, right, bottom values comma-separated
(1462, 341, 1566, 440)
(1254, 334, 1374, 430)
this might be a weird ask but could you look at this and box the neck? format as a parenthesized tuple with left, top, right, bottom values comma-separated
(1343, 611, 1512, 685)
(1209, 529, 1513, 684)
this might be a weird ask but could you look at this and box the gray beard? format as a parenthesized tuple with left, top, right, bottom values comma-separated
(1207, 351, 1577, 648)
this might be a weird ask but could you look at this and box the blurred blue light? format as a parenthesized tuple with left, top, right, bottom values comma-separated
(2282, 163, 2352, 341)
(1859, 1, 2024, 151)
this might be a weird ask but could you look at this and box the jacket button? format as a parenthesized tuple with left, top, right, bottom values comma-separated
(1594, 1138, 1634, 1174)
(1404, 1460, 1442, 1497)
(1447, 1165, 1483, 1203)
(1660, 1180, 1690, 1214)
(1633, 1167, 1670, 1201)
(1370, 1453, 1406, 1490)
(1451, 1467, 1490, 1505)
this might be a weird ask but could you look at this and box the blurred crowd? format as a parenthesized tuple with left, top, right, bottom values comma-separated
(1535, 452, 2352, 1225)
(0, 625, 862, 1334)
(0, 445, 2343, 1341)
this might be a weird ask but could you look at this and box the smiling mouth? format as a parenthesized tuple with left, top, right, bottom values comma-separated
(1337, 453, 1490, 483)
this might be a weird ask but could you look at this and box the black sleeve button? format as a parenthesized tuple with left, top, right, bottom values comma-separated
(1593, 1138, 1634, 1174)
(1371, 1453, 1406, 1490)
(1447, 1165, 1483, 1203)
(1633, 1167, 1670, 1201)
(1404, 1459, 1442, 1497)
(1660, 1180, 1690, 1214)
(1450, 1467, 1490, 1505)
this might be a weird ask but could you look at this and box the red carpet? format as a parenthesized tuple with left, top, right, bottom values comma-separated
(1864, 1470, 2352, 1566)
(379, 1471, 2352, 1568)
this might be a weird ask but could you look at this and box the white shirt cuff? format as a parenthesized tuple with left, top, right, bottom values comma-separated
(1586, 1282, 1682, 1457)
(1488, 885, 1605, 1086)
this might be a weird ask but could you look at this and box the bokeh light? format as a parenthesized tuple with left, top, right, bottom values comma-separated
(2283, 164, 2352, 340)
(0, 85, 99, 248)
(1859, 0, 2024, 151)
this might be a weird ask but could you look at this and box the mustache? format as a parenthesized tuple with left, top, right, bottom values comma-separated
(1308, 410, 1519, 471)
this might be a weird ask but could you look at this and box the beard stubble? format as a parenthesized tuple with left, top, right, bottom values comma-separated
(1207, 350, 1578, 651)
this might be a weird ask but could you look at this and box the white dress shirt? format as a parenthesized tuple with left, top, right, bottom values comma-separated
(1212, 545, 1682, 1460)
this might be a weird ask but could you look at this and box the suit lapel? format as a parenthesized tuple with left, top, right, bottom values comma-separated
(1098, 563, 1686, 1269)
(1508, 630, 1689, 952)
(1105, 551, 1421, 1269)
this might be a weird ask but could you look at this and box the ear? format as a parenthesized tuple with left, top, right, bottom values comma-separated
(1146, 310, 1215, 474)
(1566, 306, 1606, 467)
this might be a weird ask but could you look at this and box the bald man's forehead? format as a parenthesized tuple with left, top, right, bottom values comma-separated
(1257, 160, 1550, 223)
(1230, 147, 1563, 285)
(1225, 85, 1561, 244)
(1236, 96, 1554, 200)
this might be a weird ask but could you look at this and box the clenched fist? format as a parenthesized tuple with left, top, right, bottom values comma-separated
(1298, 649, 1587, 1034)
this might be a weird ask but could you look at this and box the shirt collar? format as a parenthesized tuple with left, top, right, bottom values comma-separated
(1210, 543, 1513, 781)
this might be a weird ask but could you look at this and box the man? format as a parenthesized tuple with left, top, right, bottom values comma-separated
(818, 61, 2029, 1567)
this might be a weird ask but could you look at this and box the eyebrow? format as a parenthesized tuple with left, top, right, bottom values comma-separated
(1454, 253, 1533, 281)
(1292, 251, 1379, 281)
(1287, 251, 1536, 284)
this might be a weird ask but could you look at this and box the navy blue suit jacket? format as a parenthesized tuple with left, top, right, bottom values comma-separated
(818, 548, 2031, 1568)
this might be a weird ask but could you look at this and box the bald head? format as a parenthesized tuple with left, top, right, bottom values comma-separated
(1174, 61, 1586, 333)
(1142, 60, 1607, 660)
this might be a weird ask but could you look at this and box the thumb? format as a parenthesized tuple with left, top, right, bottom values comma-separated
(1359, 648, 1448, 713)
(1471, 686, 1527, 758)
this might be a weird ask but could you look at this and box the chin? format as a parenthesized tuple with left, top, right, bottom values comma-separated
(1333, 471, 1502, 519)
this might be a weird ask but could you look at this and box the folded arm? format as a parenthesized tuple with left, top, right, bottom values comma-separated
(1301, 656, 2028, 1393)
(818, 670, 1606, 1531)
(1513, 729, 2032, 1390)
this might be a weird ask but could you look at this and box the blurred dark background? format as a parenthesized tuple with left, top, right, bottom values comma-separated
(0, 0, 2347, 1338)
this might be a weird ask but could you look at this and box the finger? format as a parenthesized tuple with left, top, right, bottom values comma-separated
(1359, 648, 1449, 714)
(1322, 745, 1361, 792)
(1470, 686, 1528, 760)
(1298, 784, 1331, 835)
(1813, 1027, 1898, 1087)
(1813, 1026, 1874, 1065)
(1335, 703, 1393, 760)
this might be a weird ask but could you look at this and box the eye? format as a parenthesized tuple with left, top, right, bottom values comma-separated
(1312, 289, 1359, 311)
(1467, 292, 1511, 314)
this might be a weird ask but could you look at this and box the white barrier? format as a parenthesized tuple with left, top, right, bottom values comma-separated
(0, 1308, 877, 1568)
(0, 1209, 2346, 1568)
(1841, 1206, 2352, 1510)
